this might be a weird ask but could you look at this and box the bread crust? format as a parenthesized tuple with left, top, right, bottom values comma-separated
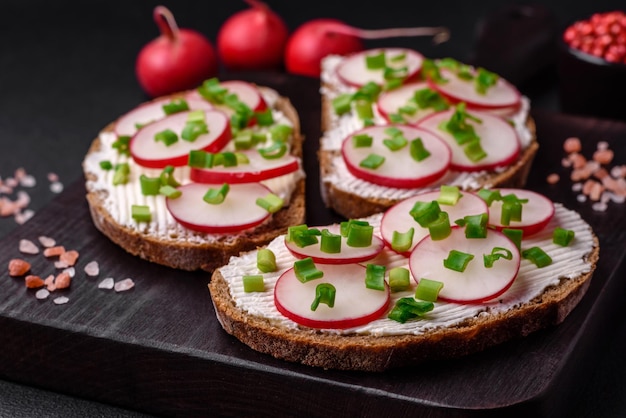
(83, 87, 305, 272)
(209, 236, 599, 372)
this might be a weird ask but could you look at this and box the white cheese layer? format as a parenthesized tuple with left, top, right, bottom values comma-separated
(219, 204, 596, 336)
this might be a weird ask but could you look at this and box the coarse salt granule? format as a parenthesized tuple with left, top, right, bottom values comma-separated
(19, 239, 39, 255)
(98, 278, 115, 290)
(114, 278, 135, 292)
(84, 261, 99, 277)
(53, 296, 70, 305)
(35, 289, 50, 300)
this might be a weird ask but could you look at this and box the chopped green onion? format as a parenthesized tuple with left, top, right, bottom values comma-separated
(500, 195, 526, 225)
(213, 152, 238, 167)
(353, 82, 381, 102)
(112, 135, 131, 156)
(154, 129, 178, 146)
(437, 185, 462, 206)
(159, 185, 181, 199)
(186, 109, 205, 122)
(522, 246, 552, 268)
(389, 267, 410, 292)
(388, 297, 434, 323)
(160, 165, 180, 187)
(390, 52, 406, 62)
(383, 134, 408, 151)
(464, 139, 487, 162)
(399, 105, 417, 115)
(345, 222, 374, 248)
(428, 211, 451, 241)
(258, 142, 288, 159)
(188, 150, 214, 168)
(439, 103, 481, 145)
(257, 248, 277, 273)
(553, 227, 575, 247)
(475, 67, 498, 95)
(443, 249, 474, 272)
(388, 113, 405, 123)
(460, 213, 489, 239)
(255, 108, 274, 126)
(203, 183, 229, 205)
(413, 88, 449, 111)
(139, 174, 161, 195)
(409, 200, 441, 228)
(320, 229, 341, 254)
(131, 204, 151, 223)
(422, 59, 447, 85)
(243, 275, 265, 292)
(359, 153, 385, 169)
(234, 130, 253, 150)
(503, 228, 523, 251)
(414, 278, 444, 302)
(162, 98, 189, 115)
(181, 120, 208, 142)
(340, 219, 370, 237)
(352, 133, 373, 148)
(354, 100, 374, 120)
(288, 225, 320, 248)
(269, 124, 293, 142)
(409, 137, 431, 161)
(483, 247, 513, 268)
(99, 160, 113, 170)
(384, 126, 403, 137)
(112, 163, 130, 185)
(365, 264, 386, 291)
(256, 193, 284, 213)
(332, 93, 353, 115)
(391, 228, 414, 253)
(365, 51, 386, 69)
(477, 188, 502, 206)
(234, 152, 249, 165)
(311, 283, 336, 311)
(294, 257, 323, 283)
(197, 77, 227, 103)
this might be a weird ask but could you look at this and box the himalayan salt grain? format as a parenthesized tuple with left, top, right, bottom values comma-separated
(608, 192, 626, 203)
(35, 289, 50, 300)
(593, 167, 609, 180)
(4, 177, 17, 188)
(15, 191, 31, 208)
(53, 296, 69, 305)
(54, 272, 71, 290)
(114, 278, 135, 292)
(592, 201, 608, 212)
(0, 184, 12, 194)
(1, 200, 18, 216)
(38, 236, 56, 248)
(546, 173, 560, 184)
(561, 157, 572, 168)
(14, 209, 35, 225)
(593, 148, 614, 165)
(564, 137, 582, 153)
(19, 239, 39, 255)
(589, 183, 605, 201)
(569, 153, 587, 169)
(59, 250, 79, 266)
(572, 183, 583, 192)
(50, 182, 64, 194)
(8, 258, 31, 276)
(597, 141, 609, 151)
(577, 194, 588, 203)
(84, 261, 99, 277)
(98, 278, 115, 290)
(54, 260, 69, 269)
(610, 165, 625, 178)
(43, 274, 54, 286)
(63, 267, 75, 278)
(47, 172, 59, 182)
(582, 179, 596, 195)
(43, 246, 65, 257)
(19, 174, 36, 188)
(25, 275, 45, 289)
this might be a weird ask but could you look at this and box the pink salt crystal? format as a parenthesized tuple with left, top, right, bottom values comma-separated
(53, 296, 69, 305)
(593, 148, 614, 165)
(59, 250, 79, 266)
(14, 210, 34, 225)
(54, 260, 69, 269)
(0, 200, 17, 216)
(54, 272, 71, 289)
(569, 153, 587, 169)
(572, 182, 583, 192)
(38, 236, 56, 248)
(47, 172, 59, 182)
(35, 289, 50, 300)
(589, 182, 605, 201)
(5, 177, 17, 188)
(610, 165, 625, 178)
(561, 157, 572, 168)
(15, 191, 31, 208)
(19, 239, 39, 255)
(84, 261, 99, 277)
(0, 184, 12, 194)
(546, 173, 560, 184)
(63, 267, 75, 278)
(14, 168, 25, 180)
(43, 246, 65, 257)
(50, 182, 63, 194)
(114, 278, 135, 292)
(564, 137, 582, 153)
(592, 202, 608, 212)
(19, 175, 36, 188)
(98, 278, 115, 290)
(597, 141, 609, 151)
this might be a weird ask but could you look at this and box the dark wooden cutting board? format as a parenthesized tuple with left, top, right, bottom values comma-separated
(0, 74, 625, 417)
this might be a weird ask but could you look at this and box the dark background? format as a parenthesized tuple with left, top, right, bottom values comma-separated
(1, 0, 625, 416)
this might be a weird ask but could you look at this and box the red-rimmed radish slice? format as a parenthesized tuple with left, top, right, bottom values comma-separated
(284, 224, 384, 264)
(381, 190, 488, 255)
(417, 109, 520, 172)
(426, 68, 521, 112)
(409, 227, 520, 303)
(186, 80, 267, 113)
(274, 263, 390, 329)
(130, 110, 231, 168)
(336, 48, 424, 88)
(485, 188, 555, 236)
(376, 81, 440, 124)
(190, 151, 300, 184)
(341, 124, 451, 188)
(115, 96, 214, 137)
(166, 182, 272, 234)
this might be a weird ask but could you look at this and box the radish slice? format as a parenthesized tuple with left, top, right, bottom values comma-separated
(341, 124, 451, 188)
(115, 96, 215, 137)
(130, 110, 231, 168)
(186, 80, 267, 115)
(486, 188, 555, 236)
(409, 227, 520, 303)
(335, 48, 424, 88)
(426, 68, 521, 112)
(380, 190, 488, 255)
(376, 81, 440, 124)
(190, 151, 300, 184)
(274, 263, 390, 329)
(417, 109, 520, 172)
(166, 182, 272, 234)
(284, 224, 384, 264)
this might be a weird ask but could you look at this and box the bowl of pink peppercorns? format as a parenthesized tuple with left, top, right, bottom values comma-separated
(558, 10, 626, 121)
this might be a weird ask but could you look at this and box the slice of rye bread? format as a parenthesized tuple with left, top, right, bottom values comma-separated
(83, 86, 306, 272)
(318, 83, 540, 220)
(209, 233, 599, 372)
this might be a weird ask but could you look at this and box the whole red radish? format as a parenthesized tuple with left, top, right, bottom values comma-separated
(217, 0, 289, 71)
(285, 19, 450, 78)
(136, 6, 218, 98)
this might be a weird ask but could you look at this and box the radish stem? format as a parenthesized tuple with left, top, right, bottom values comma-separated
(153, 5, 180, 42)
(331, 25, 450, 44)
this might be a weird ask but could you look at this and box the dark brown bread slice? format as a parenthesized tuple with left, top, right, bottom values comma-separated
(209, 235, 598, 372)
(83, 87, 305, 272)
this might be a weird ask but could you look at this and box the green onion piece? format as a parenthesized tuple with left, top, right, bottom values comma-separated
(139, 174, 161, 195)
(203, 183, 229, 205)
(477, 188, 502, 206)
(255, 108, 274, 126)
(188, 150, 214, 168)
(391, 228, 414, 253)
(384, 65, 408, 80)
(352, 133, 373, 148)
(462, 213, 489, 239)
(214, 152, 238, 167)
(522, 246, 552, 268)
(186, 109, 205, 123)
(475, 67, 499, 95)
(365, 264, 386, 291)
(243, 275, 265, 292)
(389, 267, 410, 292)
(399, 105, 418, 115)
(388, 297, 434, 323)
(439, 103, 482, 145)
(257, 248, 277, 273)
(388, 113, 405, 123)
(294, 257, 324, 283)
(384, 127, 403, 137)
(256, 193, 284, 213)
(339, 219, 370, 237)
(409, 200, 441, 228)
(311, 283, 336, 311)
(258, 142, 287, 160)
(112, 163, 130, 185)
(353, 82, 382, 102)
(346, 222, 374, 248)
(289, 226, 320, 248)
(160, 165, 180, 187)
(320, 229, 341, 254)
(443, 250, 475, 272)
(230, 111, 249, 131)
(131, 204, 151, 223)
(354, 100, 374, 120)
(181, 120, 208, 142)
(409, 137, 431, 162)
(197, 77, 227, 103)
(413, 88, 449, 111)
(503, 228, 523, 251)
(428, 211, 451, 241)
(365, 51, 386, 69)
(159, 185, 181, 199)
(287, 224, 308, 242)
(332, 93, 353, 115)
(112, 135, 131, 156)
(390, 52, 406, 62)
(234, 152, 249, 165)
(383, 134, 408, 151)
(251, 131, 267, 145)
(437, 185, 462, 205)
(422, 59, 447, 85)
(362, 118, 375, 126)
(464, 139, 487, 162)
(99, 160, 113, 170)
(162, 98, 189, 115)
(154, 129, 178, 146)
(234, 131, 253, 150)
(483, 246, 513, 268)
(500, 200, 523, 226)
(269, 124, 293, 142)
(359, 153, 385, 169)
(553, 227, 576, 247)
(414, 278, 444, 302)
